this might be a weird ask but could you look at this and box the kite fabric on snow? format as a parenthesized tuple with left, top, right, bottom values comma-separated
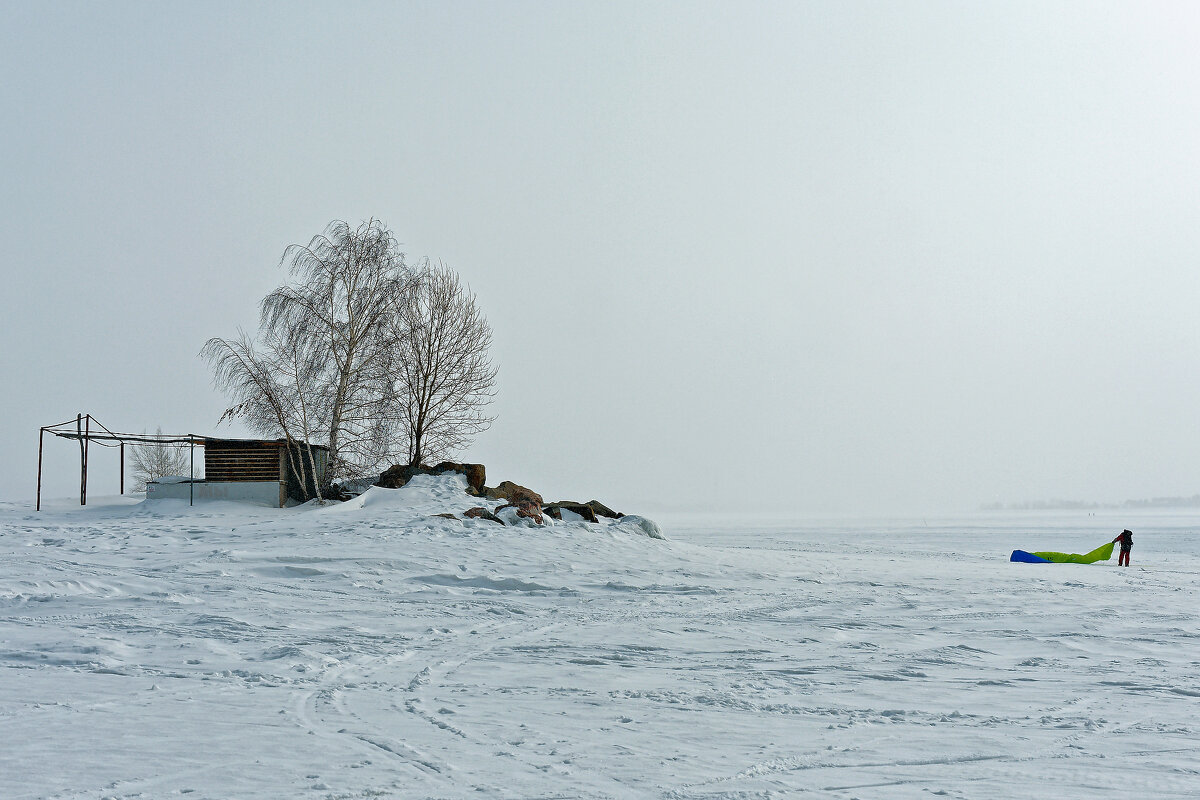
(1010, 542, 1115, 564)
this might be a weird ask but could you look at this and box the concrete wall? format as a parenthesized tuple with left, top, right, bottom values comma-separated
(146, 480, 285, 507)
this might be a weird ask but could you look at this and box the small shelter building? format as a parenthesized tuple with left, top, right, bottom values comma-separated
(147, 438, 329, 507)
(36, 415, 330, 510)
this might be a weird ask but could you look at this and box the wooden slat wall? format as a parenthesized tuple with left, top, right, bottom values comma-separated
(204, 441, 283, 482)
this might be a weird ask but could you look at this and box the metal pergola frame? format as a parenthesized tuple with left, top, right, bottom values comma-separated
(37, 414, 202, 510)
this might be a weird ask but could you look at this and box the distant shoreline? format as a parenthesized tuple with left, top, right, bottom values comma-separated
(982, 495, 1200, 512)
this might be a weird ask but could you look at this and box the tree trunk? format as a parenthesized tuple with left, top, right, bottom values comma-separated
(305, 442, 324, 503)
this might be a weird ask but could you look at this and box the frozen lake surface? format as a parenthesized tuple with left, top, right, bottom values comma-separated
(2, 479, 1199, 799)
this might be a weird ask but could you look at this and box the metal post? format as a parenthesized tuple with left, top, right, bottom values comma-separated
(120, 442, 124, 495)
(189, 436, 194, 506)
(36, 427, 45, 512)
(77, 414, 85, 506)
(82, 414, 90, 506)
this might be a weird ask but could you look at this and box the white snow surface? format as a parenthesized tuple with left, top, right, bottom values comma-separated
(2, 480, 1199, 799)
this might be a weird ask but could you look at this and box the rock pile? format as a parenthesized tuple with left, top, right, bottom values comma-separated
(377, 463, 627, 529)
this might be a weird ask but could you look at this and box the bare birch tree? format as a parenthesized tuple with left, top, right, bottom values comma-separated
(128, 427, 191, 492)
(259, 219, 412, 478)
(387, 260, 497, 466)
(203, 220, 498, 491)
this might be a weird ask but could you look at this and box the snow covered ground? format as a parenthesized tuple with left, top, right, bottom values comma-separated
(2, 475, 1199, 799)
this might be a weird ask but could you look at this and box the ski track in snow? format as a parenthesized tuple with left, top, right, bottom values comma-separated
(2, 479, 1200, 799)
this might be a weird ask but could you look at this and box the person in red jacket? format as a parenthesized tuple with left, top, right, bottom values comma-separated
(1112, 529, 1133, 567)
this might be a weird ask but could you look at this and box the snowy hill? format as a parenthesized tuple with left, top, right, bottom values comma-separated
(2, 481, 1199, 798)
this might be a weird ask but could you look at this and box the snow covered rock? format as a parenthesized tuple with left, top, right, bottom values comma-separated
(615, 514, 665, 540)
(495, 504, 542, 527)
(431, 461, 486, 495)
(484, 480, 543, 505)
(464, 506, 504, 525)
(377, 462, 486, 495)
(584, 499, 623, 519)
(487, 481, 545, 524)
(544, 502, 599, 523)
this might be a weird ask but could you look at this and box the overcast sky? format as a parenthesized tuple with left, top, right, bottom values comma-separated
(4, 1, 1199, 514)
